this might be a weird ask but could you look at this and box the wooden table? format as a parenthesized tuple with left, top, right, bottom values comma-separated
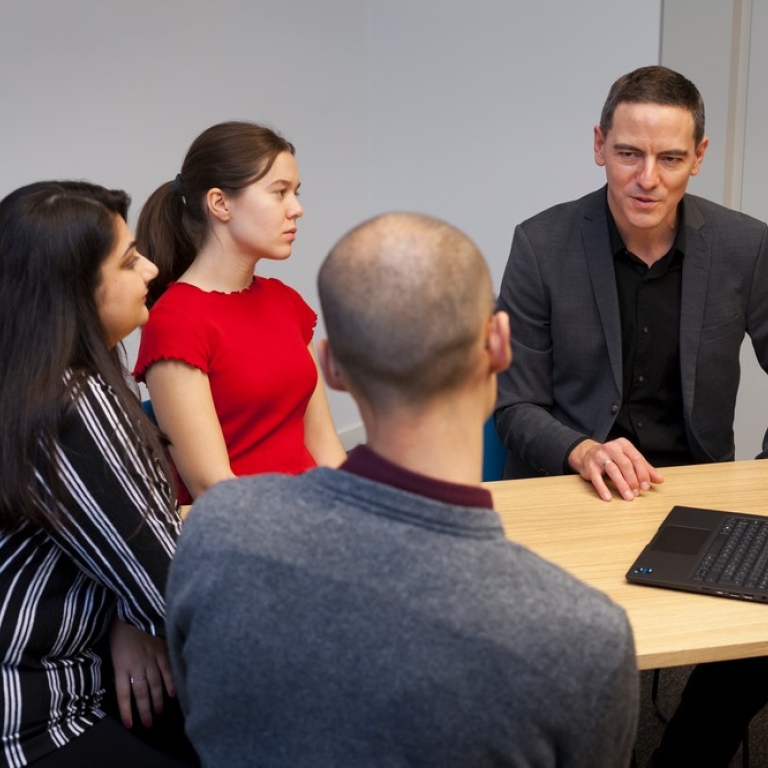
(485, 460, 768, 670)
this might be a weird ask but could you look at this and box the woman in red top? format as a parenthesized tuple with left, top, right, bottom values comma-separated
(134, 122, 346, 504)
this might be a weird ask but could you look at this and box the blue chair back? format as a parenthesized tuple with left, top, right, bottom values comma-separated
(482, 418, 508, 481)
(141, 399, 157, 424)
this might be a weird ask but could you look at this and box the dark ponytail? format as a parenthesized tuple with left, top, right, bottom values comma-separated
(137, 182, 196, 307)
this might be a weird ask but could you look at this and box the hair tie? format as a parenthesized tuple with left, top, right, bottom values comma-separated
(173, 173, 184, 198)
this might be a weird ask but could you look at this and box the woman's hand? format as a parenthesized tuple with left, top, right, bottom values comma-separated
(108, 618, 176, 728)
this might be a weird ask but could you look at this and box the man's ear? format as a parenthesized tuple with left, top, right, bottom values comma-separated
(206, 188, 230, 222)
(487, 311, 512, 373)
(318, 338, 348, 392)
(690, 135, 709, 177)
(593, 124, 607, 168)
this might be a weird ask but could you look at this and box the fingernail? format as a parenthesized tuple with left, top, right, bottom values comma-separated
(624, 490, 634, 500)
(641, 482, 650, 490)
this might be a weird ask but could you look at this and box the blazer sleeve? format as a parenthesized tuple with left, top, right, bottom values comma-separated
(494, 223, 591, 476)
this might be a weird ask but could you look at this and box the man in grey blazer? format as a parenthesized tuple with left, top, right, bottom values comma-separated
(495, 64, 768, 768)
(496, 65, 768, 503)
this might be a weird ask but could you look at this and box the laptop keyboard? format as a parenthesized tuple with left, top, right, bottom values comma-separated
(692, 517, 768, 590)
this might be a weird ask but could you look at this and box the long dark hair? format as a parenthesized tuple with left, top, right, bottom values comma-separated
(0, 180, 172, 529)
(137, 121, 296, 306)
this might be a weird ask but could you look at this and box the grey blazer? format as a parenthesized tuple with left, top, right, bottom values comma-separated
(495, 187, 768, 478)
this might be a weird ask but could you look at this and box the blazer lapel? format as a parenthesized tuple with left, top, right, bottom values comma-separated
(582, 191, 622, 393)
(680, 197, 711, 414)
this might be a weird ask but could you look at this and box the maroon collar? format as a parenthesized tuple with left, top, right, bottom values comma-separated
(341, 445, 492, 509)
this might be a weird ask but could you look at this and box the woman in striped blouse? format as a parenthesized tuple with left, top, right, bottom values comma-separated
(0, 182, 195, 767)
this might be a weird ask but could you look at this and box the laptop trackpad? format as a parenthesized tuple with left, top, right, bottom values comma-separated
(651, 525, 711, 556)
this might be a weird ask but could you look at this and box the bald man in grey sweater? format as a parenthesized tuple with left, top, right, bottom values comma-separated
(166, 212, 639, 767)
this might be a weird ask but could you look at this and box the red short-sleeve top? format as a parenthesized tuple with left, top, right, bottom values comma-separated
(134, 277, 318, 503)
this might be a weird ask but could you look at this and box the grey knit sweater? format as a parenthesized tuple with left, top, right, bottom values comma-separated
(166, 466, 638, 767)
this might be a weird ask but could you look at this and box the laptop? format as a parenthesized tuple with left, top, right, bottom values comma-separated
(626, 505, 768, 603)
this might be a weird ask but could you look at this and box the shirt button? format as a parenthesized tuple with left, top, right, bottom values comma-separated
(638, 375, 645, 383)
(611, 403, 619, 414)
(643, 326, 649, 333)
(637, 421, 644, 428)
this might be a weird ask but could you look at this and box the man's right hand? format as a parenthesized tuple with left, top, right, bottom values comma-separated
(567, 438, 665, 502)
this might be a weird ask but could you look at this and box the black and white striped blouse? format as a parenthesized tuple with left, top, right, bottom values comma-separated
(0, 373, 181, 767)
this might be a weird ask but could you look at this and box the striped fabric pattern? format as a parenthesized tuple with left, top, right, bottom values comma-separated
(0, 374, 180, 767)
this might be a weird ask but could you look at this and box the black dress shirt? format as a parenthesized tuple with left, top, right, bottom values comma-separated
(605, 209, 694, 467)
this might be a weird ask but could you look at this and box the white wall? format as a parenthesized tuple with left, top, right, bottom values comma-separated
(366, 1, 660, 290)
(0, 0, 370, 438)
(1, 0, 661, 445)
